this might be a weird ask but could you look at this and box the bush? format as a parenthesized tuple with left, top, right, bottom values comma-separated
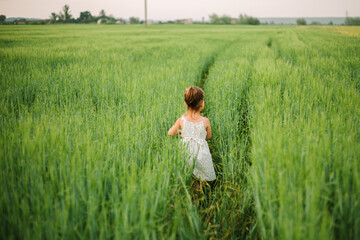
(296, 18, 307, 25)
(209, 13, 235, 24)
(0, 15, 6, 24)
(220, 15, 232, 24)
(310, 21, 321, 25)
(238, 14, 260, 25)
(209, 13, 221, 24)
(129, 17, 140, 24)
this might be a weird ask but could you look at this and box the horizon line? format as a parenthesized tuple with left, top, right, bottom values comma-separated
(4, 16, 358, 20)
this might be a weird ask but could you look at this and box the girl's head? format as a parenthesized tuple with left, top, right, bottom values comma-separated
(184, 86, 204, 111)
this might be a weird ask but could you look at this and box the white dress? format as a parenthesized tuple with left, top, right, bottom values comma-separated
(181, 116, 217, 181)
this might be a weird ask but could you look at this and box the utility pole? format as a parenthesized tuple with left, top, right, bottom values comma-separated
(144, 0, 148, 27)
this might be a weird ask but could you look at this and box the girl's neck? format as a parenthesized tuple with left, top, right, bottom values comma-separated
(185, 109, 202, 120)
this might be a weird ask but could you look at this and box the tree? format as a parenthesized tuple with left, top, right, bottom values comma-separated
(238, 14, 260, 25)
(220, 14, 231, 24)
(209, 13, 220, 24)
(247, 16, 260, 25)
(62, 4, 72, 23)
(296, 18, 307, 25)
(99, 9, 107, 19)
(129, 17, 140, 24)
(328, 21, 334, 25)
(345, 17, 360, 26)
(0, 15, 6, 24)
(310, 21, 321, 25)
(238, 14, 246, 24)
(58, 12, 65, 22)
(50, 12, 57, 23)
(108, 14, 116, 22)
(78, 11, 93, 23)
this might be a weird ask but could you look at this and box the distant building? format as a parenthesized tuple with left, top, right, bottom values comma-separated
(115, 19, 126, 24)
(231, 18, 237, 24)
(147, 19, 158, 24)
(176, 19, 192, 24)
(97, 18, 108, 24)
(184, 19, 192, 24)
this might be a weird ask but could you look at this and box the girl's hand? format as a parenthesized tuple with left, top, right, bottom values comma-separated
(178, 129, 183, 137)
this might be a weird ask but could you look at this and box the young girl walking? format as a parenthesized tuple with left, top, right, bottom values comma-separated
(168, 86, 216, 192)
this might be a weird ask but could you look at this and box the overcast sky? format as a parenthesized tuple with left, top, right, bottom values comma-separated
(1, 0, 359, 20)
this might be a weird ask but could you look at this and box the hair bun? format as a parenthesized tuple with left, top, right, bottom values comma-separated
(184, 86, 204, 111)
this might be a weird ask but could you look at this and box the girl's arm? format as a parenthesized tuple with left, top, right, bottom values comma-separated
(204, 118, 212, 140)
(168, 118, 181, 136)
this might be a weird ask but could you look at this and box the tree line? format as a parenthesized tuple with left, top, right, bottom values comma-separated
(209, 13, 260, 25)
(296, 17, 360, 26)
(345, 16, 360, 26)
(49, 5, 139, 24)
(0, 5, 141, 25)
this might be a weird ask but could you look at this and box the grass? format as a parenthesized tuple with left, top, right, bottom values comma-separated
(0, 24, 359, 239)
(318, 25, 360, 37)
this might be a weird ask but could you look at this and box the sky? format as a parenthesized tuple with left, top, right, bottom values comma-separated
(1, 0, 360, 20)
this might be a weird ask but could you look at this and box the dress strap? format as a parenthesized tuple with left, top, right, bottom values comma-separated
(181, 115, 186, 122)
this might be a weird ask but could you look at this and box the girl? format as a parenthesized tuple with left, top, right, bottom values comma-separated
(168, 86, 216, 183)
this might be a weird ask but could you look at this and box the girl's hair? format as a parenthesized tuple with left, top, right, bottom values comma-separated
(184, 86, 204, 111)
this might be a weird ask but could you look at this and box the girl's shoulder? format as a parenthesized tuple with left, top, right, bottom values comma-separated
(202, 116, 210, 126)
(202, 116, 210, 122)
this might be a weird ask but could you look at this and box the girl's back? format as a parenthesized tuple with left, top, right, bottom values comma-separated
(181, 115, 216, 181)
(181, 116, 207, 141)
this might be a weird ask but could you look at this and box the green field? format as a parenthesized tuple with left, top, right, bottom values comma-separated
(1, 25, 359, 240)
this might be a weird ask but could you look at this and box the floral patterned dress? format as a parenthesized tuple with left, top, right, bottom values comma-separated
(181, 116, 216, 181)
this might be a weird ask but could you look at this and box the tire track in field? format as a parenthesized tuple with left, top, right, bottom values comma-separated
(197, 44, 256, 182)
(197, 47, 223, 183)
(197, 40, 245, 182)
(194, 46, 226, 238)
(197, 39, 238, 90)
(235, 55, 258, 239)
(195, 42, 258, 239)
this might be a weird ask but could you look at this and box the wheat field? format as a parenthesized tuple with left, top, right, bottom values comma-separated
(1, 25, 359, 239)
